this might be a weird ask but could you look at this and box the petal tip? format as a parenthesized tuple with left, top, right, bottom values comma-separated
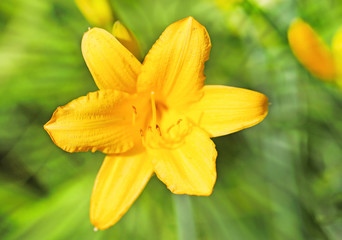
(82, 27, 106, 43)
(82, 27, 112, 45)
(255, 93, 269, 122)
(181, 16, 201, 27)
(185, 16, 195, 22)
(90, 218, 112, 231)
(85, 27, 92, 33)
(43, 122, 50, 131)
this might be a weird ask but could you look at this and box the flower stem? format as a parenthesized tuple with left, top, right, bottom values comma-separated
(173, 195, 197, 240)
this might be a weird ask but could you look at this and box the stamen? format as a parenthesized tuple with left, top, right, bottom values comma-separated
(150, 91, 157, 127)
(132, 106, 137, 125)
(177, 119, 182, 125)
(140, 129, 144, 137)
(156, 124, 162, 136)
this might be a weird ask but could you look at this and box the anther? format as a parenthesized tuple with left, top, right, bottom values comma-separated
(177, 119, 182, 125)
(140, 129, 144, 137)
(156, 124, 162, 136)
(132, 106, 137, 125)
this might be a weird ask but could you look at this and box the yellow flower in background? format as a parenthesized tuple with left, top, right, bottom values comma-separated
(112, 21, 141, 60)
(74, 0, 114, 29)
(44, 17, 268, 230)
(288, 18, 342, 84)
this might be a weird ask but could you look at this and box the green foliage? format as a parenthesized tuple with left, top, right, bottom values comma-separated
(1, 0, 342, 239)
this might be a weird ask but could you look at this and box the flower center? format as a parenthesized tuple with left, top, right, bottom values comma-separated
(142, 92, 192, 149)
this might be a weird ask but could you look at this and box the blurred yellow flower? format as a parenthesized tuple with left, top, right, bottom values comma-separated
(74, 0, 114, 29)
(288, 18, 340, 83)
(44, 17, 268, 230)
(112, 21, 141, 60)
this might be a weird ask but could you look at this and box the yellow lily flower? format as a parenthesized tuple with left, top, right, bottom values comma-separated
(74, 0, 114, 29)
(112, 21, 141, 60)
(288, 18, 338, 82)
(44, 17, 268, 230)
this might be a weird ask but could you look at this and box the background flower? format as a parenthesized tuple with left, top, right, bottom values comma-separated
(287, 18, 342, 89)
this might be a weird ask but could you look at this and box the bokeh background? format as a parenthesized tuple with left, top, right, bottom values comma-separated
(1, 0, 342, 239)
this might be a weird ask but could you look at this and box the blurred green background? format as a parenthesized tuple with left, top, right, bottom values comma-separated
(1, 0, 342, 239)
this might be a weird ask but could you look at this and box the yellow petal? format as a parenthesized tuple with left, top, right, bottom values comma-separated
(74, 0, 114, 29)
(288, 19, 337, 81)
(150, 127, 217, 196)
(186, 85, 268, 137)
(44, 90, 142, 154)
(82, 28, 141, 93)
(137, 16, 211, 109)
(112, 21, 141, 60)
(90, 147, 153, 230)
(332, 27, 342, 86)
